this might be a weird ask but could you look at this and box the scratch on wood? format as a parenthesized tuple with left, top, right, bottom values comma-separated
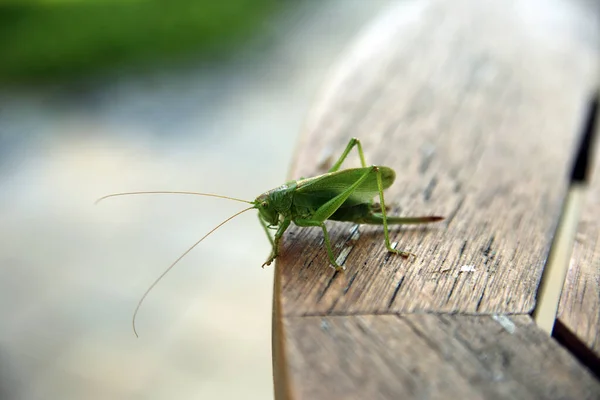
(475, 291, 485, 312)
(348, 224, 361, 241)
(335, 246, 353, 266)
(327, 298, 341, 314)
(317, 271, 339, 303)
(402, 315, 441, 351)
(320, 318, 330, 332)
(423, 176, 438, 201)
(354, 317, 370, 335)
(344, 272, 359, 294)
(388, 276, 405, 309)
(492, 315, 516, 334)
(445, 196, 465, 226)
(483, 235, 495, 257)
(459, 240, 468, 257)
(446, 277, 460, 303)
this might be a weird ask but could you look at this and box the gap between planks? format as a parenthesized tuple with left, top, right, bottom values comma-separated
(532, 90, 599, 334)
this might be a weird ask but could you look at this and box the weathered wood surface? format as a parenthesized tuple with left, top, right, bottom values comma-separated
(273, 0, 600, 399)
(558, 123, 600, 358)
(283, 315, 600, 400)
(279, 0, 598, 317)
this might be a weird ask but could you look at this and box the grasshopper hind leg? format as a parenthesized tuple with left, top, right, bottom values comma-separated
(328, 137, 367, 172)
(373, 166, 415, 258)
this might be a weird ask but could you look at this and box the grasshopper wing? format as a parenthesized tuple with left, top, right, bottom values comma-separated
(294, 167, 395, 207)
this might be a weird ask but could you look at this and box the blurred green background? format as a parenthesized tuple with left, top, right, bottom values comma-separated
(0, 1, 392, 399)
(0, 0, 277, 83)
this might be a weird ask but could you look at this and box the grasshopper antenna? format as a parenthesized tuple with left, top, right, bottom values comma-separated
(95, 191, 253, 205)
(132, 205, 255, 337)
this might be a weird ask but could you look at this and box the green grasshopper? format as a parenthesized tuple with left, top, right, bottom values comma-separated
(255, 138, 444, 268)
(98, 138, 443, 336)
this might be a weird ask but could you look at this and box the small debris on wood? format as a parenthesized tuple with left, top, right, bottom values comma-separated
(460, 265, 476, 273)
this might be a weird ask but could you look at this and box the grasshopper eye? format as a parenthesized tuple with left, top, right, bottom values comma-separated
(261, 202, 268, 208)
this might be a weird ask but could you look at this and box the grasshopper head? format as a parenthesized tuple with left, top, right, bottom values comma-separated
(255, 193, 278, 225)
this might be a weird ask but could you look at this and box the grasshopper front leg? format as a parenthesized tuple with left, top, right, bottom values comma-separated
(294, 219, 343, 270)
(258, 214, 274, 248)
(262, 217, 291, 267)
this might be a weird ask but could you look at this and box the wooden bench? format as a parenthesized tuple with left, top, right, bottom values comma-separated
(271, 1, 600, 399)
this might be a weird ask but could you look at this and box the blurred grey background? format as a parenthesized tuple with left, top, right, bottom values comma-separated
(0, 1, 391, 399)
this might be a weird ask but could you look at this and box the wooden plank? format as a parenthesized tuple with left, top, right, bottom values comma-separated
(282, 315, 600, 400)
(558, 97, 600, 358)
(271, 0, 600, 399)
(277, 0, 599, 316)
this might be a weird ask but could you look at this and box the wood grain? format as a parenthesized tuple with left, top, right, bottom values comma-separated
(558, 137, 600, 358)
(278, 0, 599, 316)
(283, 315, 600, 400)
(272, 0, 600, 398)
